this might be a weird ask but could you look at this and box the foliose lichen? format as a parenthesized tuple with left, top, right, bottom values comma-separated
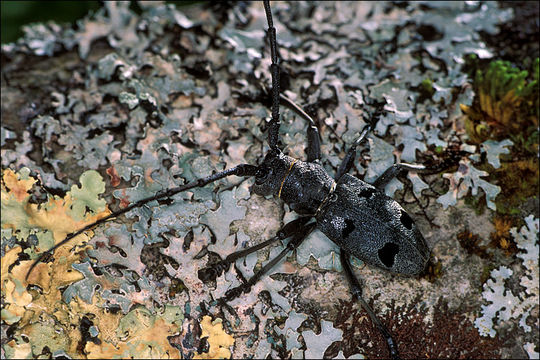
(474, 215, 539, 341)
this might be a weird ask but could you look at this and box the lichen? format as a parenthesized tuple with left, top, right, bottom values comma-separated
(437, 158, 501, 211)
(475, 215, 539, 339)
(194, 316, 235, 359)
(1, 168, 185, 358)
(1, 1, 534, 358)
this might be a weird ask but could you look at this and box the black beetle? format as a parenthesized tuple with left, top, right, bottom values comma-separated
(252, 149, 430, 275)
(25, 1, 444, 358)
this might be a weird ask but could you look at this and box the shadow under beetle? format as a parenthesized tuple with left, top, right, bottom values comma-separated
(27, 1, 445, 358)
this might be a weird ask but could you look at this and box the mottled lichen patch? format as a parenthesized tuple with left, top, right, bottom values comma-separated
(2, 1, 537, 359)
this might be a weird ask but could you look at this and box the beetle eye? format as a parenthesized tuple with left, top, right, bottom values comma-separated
(255, 167, 270, 184)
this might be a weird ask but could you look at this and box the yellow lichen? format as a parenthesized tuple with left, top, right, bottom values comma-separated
(3, 340, 32, 359)
(194, 316, 235, 359)
(1, 168, 113, 357)
(85, 306, 181, 359)
(2, 168, 36, 202)
(3, 169, 186, 359)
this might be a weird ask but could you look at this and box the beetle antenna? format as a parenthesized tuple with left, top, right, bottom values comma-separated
(25, 164, 258, 281)
(263, 0, 281, 151)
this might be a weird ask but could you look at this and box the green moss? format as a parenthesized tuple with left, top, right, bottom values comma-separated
(419, 78, 435, 99)
(492, 159, 539, 215)
(462, 58, 539, 143)
(479, 264, 495, 286)
(464, 194, 487, 216)
(460, 58, 539, 215)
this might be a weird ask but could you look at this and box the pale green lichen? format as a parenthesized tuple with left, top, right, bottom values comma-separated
(475, 215, 539, 340)
(437, 158, 501, 211)
(1, 1, 529, 359)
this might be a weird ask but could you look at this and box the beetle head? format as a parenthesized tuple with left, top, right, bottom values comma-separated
(252, 149, 295, 197)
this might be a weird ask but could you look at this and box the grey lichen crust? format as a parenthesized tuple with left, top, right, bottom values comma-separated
(2, 1, 537, 359)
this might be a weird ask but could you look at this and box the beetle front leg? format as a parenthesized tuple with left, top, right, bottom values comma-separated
(335, 124, 372, 180)
(219, 220, 316, 302)
(279, 93, 321, 162)
(372, 149, 464, 190)
(198, 217, 312, 282)
(306, 123, 321, 163)
(372, 163, 427, 190)
(340, 250, 400, 360)
(26, 163, 259, 281)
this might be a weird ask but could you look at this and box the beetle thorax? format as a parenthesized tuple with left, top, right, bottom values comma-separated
(253, 150, 335, 215)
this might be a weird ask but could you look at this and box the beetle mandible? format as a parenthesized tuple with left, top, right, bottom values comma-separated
(25, 1, 445, 358)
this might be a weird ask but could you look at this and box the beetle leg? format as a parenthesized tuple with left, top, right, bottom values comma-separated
(279, 93, 321, 162)
(220, 220, 316, 302)
(340, 250, 400, 360)
(198, 217, 312, 282)
(372, 163, 427, 190)
(335, 123, 372, 180)
(306, 123, 321, 162)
